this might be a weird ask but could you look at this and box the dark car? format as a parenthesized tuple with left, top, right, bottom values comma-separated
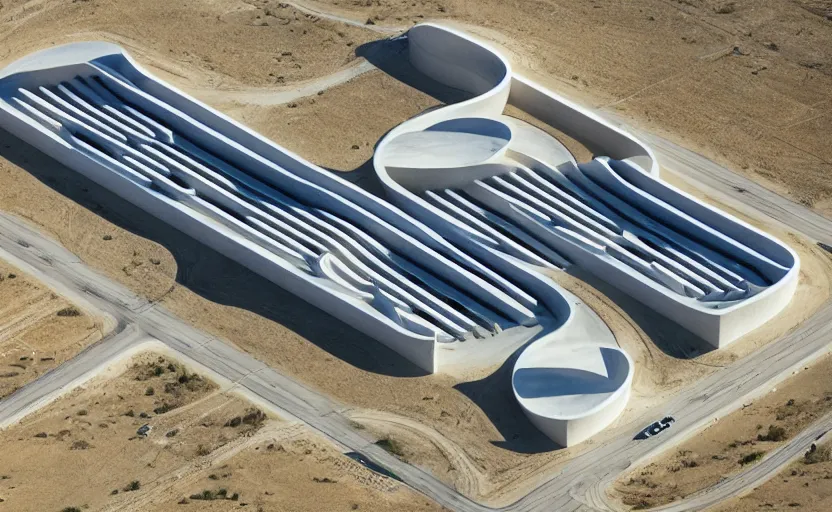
(634, 416, 675, 440)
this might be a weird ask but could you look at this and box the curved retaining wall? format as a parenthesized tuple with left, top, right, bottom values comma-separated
(0, 42, 558, 377)
(373, 23, 800, 445)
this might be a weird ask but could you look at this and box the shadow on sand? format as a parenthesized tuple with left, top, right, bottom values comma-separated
(0, 35, 714, 456)
(454, 352, 561, 453)
(0, 127, 428, 379)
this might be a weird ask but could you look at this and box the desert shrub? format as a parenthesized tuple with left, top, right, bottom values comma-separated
(758, 425, 787, 442)
(124, 480, 141, 492)
(153, 403, 173, 415)
(375, 437, 405, 458)
(70, 440, 91, 450)
(224, 416, 242, 428)
(242, 409, 266, 426)
(62, 507, 82, 512)
(739, 451, 766, 465)
(56, 307, 81, 317)
(187, 489, 238, 501)
(805, 445, 832, 465)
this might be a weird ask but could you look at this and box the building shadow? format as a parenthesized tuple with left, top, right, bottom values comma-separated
(356, 37, 474, 106)
(325, 157, 386, 198)
(0, 128, 428, 378)
(454, 351, 561, 454)
(564, 266, 716, 359)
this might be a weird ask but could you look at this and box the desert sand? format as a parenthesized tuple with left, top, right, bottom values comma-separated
(611, 352, 832, 509)
(0, 258, 106, 399)
(145, 432, 446, 512)
(0, 0, 831, 507)
(0, 352, 439, 512)
(713, 451, 832, 511)
(301, 0, 832, 214)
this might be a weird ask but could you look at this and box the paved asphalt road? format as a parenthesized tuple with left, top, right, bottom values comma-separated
(1, 124, 831, 512)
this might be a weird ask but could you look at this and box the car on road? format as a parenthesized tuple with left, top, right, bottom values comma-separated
(634, 416, 675, 440)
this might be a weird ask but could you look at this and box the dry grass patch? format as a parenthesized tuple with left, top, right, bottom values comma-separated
(0, 260, 105, 398)
(613, 352, 832, 509)
(0, 352, 269, 512)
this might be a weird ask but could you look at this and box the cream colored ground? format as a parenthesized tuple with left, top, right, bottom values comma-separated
(0, 0, 830, 507)
(0, 0, 376, 91)
(0, 352, 437, 512)
(302, 0, 832, 215)
(611, 352, 832, 510)
(713, 451, 832, 511)
(145, 430, 446, 512)
(0, 259, 106, 399)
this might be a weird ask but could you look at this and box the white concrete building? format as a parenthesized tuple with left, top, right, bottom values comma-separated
(373, 23, 799, 445)
(0, 24, 797, 447)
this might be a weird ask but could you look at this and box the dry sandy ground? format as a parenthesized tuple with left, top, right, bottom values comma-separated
(713, 450, 832, 511)
(0, 0, 376, 90)
(145, 431, 446, 512)
(0, 259, 105, 399)
(611, 352, 832, 510)
(1, 0, 831, 506)
(0, 352, 437, 512)
(302, 0, 832, 215)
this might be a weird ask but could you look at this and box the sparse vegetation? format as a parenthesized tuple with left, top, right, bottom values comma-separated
(124, 480, 141, 492)
(56, 306, 82, 317)
(375, 437, 406, 458)
(61, 507, 82, 512)
(187, 488, 240, 501)
(804, 445, 832, 465)
(225, 408, 266, 429)
(70, 440, 91, 450)
(739, 451, 766, 465)
(757, 425, 787, 442)
(153, 403, 173, 415)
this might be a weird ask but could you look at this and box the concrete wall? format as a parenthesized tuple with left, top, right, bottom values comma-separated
(372, 22, 799, 445)
(0, 42, 555, 377)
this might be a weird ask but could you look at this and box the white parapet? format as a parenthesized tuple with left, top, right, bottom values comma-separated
(373, 23, 799, 445)
(0, 41, 560, 377)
